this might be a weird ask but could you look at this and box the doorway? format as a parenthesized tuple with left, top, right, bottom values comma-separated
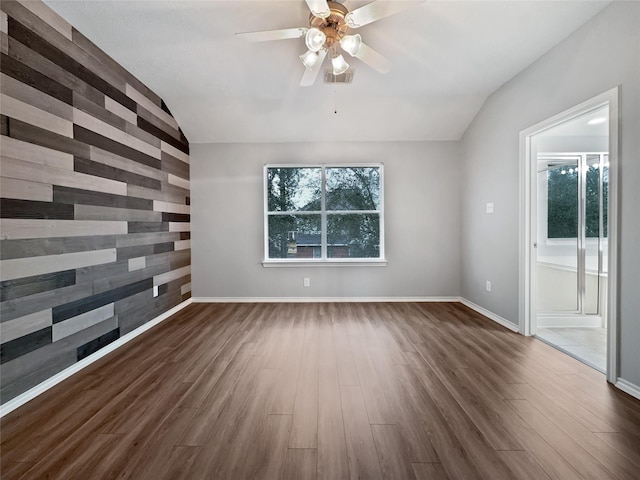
(520, 89, 619, 380)
(535, 150, 608, 371)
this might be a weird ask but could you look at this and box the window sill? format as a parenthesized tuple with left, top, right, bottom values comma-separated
(262, 259, 387, 268)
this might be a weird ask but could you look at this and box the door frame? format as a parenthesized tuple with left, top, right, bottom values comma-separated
(519, 87, 619, 383)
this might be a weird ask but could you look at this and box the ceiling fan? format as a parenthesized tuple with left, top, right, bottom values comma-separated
(236, 0, 425, 86)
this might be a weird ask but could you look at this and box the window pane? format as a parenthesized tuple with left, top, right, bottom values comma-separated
(326, 167, 380, 211)
(547, 162, 578, 238)
(327, 213, 380, 258)
(267, 167, 321, 212)
(585, 156, 600, 238)
(268, 214, 321, 259)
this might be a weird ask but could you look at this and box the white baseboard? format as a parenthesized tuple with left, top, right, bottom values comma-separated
(194, 297, 521, 334)
(191, 296, 460, 303)
(458, 298, 520, 332)
(615, 378, 640, 401)
(0, 298, 193, 418)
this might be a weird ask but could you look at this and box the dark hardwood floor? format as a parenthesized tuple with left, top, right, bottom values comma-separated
(2, 302, 640, 479)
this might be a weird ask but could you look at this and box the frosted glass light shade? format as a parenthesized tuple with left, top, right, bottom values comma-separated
(332, 54, 349, 75)
(300, 50, 319, 70)
(307, 0, 330, 18)
(305, 28, 326, 52)
(340, 34, 362, 56)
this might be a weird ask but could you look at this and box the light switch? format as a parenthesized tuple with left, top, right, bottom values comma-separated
(486, 202, 494, 214)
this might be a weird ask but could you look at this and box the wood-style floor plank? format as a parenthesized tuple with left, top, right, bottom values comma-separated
(371, 423, 417, 480)
(2, 302, 640, 480)
(340, 385, 384, 480)
(284, 448, 317, 480)
(289, 310, 319, 448)
(317, 315, 350, 480)
(412, 462, 450, 480)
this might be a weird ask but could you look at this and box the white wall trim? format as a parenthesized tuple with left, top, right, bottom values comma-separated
(192, 296, 460, 303)
(615, 378, 640, 401)
(458, 298, 520, 332)
(0, 298, 193, 418)
(194, 296, 522, 334)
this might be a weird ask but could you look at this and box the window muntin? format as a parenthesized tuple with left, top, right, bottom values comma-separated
(265, 165, 384, 262)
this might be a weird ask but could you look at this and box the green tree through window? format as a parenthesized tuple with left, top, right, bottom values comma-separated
(266, 166, 383, 261)
(547, 161, 606, 239)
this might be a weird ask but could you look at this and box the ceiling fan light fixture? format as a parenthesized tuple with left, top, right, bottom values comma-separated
(339, 34, 362, 56)
(307, 0, 331, 19)
(300, 50, 320, 70)
(331, 53, 349, 75)
(305, 27, 326, 52)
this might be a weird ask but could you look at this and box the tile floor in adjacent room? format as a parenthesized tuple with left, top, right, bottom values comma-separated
(536, 326, 607, 372)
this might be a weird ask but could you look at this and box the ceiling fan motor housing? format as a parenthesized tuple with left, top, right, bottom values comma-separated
(309, 1, 349, 49)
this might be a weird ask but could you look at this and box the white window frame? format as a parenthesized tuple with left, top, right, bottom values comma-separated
(263, 164, 386, 267)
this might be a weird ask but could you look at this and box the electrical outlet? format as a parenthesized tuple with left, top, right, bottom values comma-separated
(486, 202, 494, 214)
(486, 281, 492, 292)
(303, 278, 311, 287)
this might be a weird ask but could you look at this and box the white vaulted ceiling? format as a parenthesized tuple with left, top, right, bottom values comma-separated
(44, 0, 610, 143)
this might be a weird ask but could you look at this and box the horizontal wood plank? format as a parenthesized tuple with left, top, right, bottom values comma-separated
(0, 248, 116, 281)
(19, 0, 71, 40)
(0, 198, 73, 220)
(0, 269, 75, 302)
(74, 204, 161, 222)
(1, 133, 74, 169)
(1, 72, 73, 121)
(104, 96, 136, 124)
(0, 177, 53, 202)
(73, 108, 161, 159)
(1, 155, 127, 195)
(52, 303, 115, 341)
(126, 83, 178, 132)
(0, 218, 127, 240)
(0, 308, 52, 344)
(153, 265, 190, 286)
(152, 200, 190, 214)
(160, 140, 189, 163)
(1, 93, 72, 137)
(73, 156, 161, 191)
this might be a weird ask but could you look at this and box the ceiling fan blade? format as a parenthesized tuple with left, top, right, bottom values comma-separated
(346, 1, 426, 28)
(300, 49, 327, 86)
(305, 0, 331, 18)
(235, 27, 307, 42)
(354, 42, 392, 74)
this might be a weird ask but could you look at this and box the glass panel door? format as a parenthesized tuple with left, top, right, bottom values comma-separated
(537, 158, 580, 312)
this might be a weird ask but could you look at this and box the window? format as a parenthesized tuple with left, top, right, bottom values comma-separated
(545, 155, 608, 239)
(264, 165, 384, 263)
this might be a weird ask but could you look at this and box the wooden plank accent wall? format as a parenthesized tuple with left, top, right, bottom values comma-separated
(0, 0, 191, 404)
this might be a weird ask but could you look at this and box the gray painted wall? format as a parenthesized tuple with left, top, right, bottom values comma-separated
(460, 2, 639, 385)
(191, 141, 462, 299)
